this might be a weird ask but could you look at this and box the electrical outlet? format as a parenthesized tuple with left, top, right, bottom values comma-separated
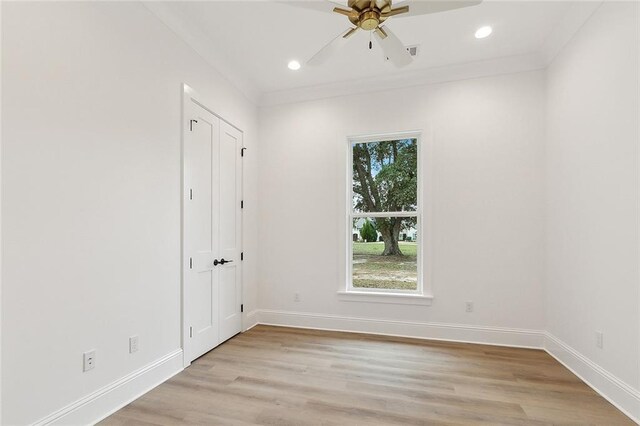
(596, 331, 603, 349)
(465, 301, 474, 313)
(129, 335, 139, 354)
(83, 350, 96, 372)
(294, 292, 300, 302)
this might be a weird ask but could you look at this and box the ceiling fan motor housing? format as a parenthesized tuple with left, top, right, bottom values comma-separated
(360, 10, 381, 30)
(347, 0, 393, 31)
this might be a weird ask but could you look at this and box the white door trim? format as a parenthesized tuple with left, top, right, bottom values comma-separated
(181, 83, 244, 367)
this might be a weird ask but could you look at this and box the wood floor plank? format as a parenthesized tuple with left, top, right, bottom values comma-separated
(100, 325, 634, 425)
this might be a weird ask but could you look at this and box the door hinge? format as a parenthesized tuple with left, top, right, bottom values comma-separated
(189, 188, 193, 200)
(189, 326, 193, 338)
(189, 257, 193, 269)
(241, 304, 244, 313)
(241, 200, 244, 209)
(241, 147, 247, 157)
(189, 119, 198, 131)
(241, 252, 244, 261)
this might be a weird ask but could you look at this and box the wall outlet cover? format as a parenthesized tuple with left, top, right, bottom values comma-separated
(129, 336, 139, 353)
(83, 350, 96, 372)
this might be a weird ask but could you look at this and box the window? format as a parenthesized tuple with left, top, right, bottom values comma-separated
(346, 132, 425, 298)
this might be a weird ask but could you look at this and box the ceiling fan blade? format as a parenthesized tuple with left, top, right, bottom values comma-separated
(382, 6, 410, 18)
(393, 0, 482, 18)
(374, 26, 412, 68)
(307, 27, 358, 66)
(333, 7, 358, 18)
(278, 0, 348, 14)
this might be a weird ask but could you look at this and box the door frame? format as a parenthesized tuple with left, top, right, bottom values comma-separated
(181, 83, 244, 367)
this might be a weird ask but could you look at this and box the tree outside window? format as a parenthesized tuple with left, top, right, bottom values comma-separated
(350, 137, 420, 292)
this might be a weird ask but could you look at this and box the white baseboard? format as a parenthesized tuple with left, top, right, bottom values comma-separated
(34, 349, 184, 426)
(254, 309, 639, 424)
(30, 316, 639, 425)
(544, 333, 640, 424)
(256, 309, 545, 349)
(243, 309, 259, 332)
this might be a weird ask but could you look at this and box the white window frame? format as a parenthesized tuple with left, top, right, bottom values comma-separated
(340, 131, 433, 305)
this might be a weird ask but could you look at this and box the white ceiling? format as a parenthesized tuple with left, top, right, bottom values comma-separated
(145, 1, 601, 104)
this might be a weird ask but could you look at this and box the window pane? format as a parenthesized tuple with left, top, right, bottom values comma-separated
(352, 139, 417, 213)
(352, 217, 417, 291)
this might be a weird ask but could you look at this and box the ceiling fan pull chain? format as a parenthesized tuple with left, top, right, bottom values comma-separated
(369, 32, 372, 50)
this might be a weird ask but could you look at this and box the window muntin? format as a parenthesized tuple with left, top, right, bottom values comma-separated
(348, 136, 421, 294)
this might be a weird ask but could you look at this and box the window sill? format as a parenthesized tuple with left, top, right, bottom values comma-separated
(337, 291, 434, 306)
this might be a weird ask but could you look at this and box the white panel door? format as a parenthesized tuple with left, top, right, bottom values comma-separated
(218, 121, 243, 343)
(184, 100, 220, 363)
(183, 95, 243, 364)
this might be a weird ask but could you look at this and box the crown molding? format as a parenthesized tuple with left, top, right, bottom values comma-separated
(259, 52, 547, 106)
(143, 1, 601, 109)
(259, 0, 602, 109)
(540, 0, 602, 65)
(142, 1, 261, 105)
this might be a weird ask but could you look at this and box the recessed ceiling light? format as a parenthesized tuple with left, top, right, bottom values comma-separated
(475, 26, 492, 39)
(288, 60, 301, 71)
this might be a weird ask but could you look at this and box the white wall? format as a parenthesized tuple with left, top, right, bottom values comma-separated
(546, 0, 639, 396)
(2, 0, 638, 424)
(1, 2, 258, 424)
(256, 6, 639, 415)
(258, 70, 546, 332)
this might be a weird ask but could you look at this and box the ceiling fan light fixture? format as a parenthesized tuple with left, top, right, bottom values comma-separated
(475, 25, 492, 39)
(287, 60, 301, 71)
(360, 10, 381, 30)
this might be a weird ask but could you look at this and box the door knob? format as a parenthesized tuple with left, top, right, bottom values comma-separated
(213, 258, 233, 266)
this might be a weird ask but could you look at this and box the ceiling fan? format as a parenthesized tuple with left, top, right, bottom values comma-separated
(288, 0, 482, 67)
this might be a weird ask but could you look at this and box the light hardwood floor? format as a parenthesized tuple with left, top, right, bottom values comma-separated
(101, 325, 634, 425)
